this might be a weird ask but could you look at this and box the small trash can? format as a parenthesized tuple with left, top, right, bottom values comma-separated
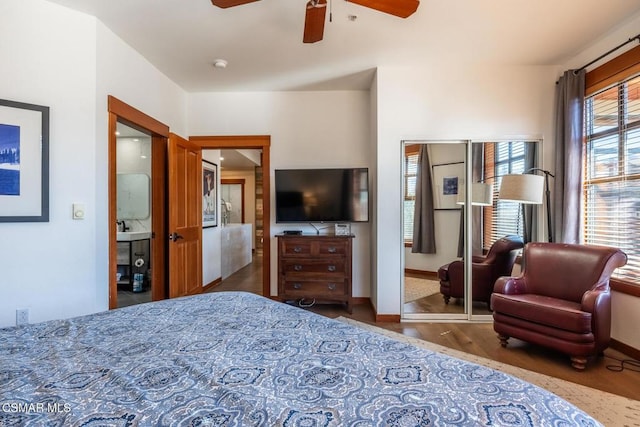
(133, 273, 144, 292)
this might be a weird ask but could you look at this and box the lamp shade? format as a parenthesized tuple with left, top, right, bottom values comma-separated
(456, 182, 493, 206)
(499, 174, 544, 204)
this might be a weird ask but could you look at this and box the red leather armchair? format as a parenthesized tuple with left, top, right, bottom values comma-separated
(438, 235, 524, 309)
(491, 242, 627, 370)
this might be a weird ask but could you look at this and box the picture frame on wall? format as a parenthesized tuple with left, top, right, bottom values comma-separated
(432, 161, 464, 210)
(202, 159, 217, 228)
(0, 99, 49, 222)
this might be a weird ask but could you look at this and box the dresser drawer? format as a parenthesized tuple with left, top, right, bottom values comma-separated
(280, 240, 312, 256)
(283, 280, 346, 296)
(318, 240, 348, 256)
(281, 259, 345, 274)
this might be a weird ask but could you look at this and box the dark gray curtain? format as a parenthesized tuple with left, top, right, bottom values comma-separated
(553, 69, 585, 243)
(523, 142, 538, 243)
(457, 143, 483, 257)
(412, 145, 436, 253)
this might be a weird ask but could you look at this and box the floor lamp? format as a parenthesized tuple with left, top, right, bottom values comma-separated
(498, 172, 546, 243)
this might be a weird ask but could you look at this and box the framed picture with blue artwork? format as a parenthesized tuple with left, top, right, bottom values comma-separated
(432, 161, 464, 210)
(0, 99, 49, 222)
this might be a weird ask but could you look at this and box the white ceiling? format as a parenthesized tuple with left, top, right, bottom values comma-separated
(220, 149, 261, 170)
(46, 0, 640, 92)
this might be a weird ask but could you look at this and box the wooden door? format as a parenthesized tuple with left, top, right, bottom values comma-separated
(168, 133, 202, 298)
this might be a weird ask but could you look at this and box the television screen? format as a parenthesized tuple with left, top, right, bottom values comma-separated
(275, 168, 369, 223)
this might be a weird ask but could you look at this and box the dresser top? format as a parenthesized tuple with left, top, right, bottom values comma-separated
(276, 233, 354, 238)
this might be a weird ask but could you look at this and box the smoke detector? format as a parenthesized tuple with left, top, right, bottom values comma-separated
(213, 59, 228, 69)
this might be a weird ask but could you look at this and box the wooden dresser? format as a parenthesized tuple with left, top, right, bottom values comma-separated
(277, 234, 353, 313)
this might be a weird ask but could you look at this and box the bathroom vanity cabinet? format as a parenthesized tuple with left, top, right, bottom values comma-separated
(116, 237, 150, 292)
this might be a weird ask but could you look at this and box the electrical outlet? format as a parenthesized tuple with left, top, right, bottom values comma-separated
(16, 309, 29, 326)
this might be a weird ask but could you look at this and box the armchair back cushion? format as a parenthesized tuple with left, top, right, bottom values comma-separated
(518, 243, 626, 302)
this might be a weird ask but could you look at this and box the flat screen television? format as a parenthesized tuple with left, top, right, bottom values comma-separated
(275, 168, 369, 223)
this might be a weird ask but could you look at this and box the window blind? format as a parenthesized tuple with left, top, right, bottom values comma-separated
(483, 141, 526, 250)
(584, 74, 640, 283)
(403, 145, 419, 243)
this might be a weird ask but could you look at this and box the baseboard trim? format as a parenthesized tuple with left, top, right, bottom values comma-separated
(202, 277, 222, 292)
(353, 297, 370, 305)
(405, 268, 438, 280)
(610, 338, 640, 360)
(375, 313, 402, 323)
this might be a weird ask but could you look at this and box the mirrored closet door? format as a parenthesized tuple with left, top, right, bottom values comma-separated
(402, 140, 540, 321)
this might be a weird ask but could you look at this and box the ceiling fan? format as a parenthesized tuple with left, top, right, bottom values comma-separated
(210, 0, 419, 43)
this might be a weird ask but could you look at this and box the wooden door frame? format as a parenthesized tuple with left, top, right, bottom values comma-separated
(108, 96, 169, 309)
(190, 135, 271, 298)
(221, 178, 246, 223)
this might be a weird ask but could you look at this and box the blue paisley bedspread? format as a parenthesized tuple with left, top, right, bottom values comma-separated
(0, 291, 600, 426)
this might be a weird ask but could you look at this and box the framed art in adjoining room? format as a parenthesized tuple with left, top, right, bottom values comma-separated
(0, 99, 49, 222)
(202, 159, 217, 228)
(432, 161, 464, 210)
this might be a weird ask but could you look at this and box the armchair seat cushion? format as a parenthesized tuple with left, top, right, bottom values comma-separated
(492, 294, 591, 334)
(493, 312, 595, 345)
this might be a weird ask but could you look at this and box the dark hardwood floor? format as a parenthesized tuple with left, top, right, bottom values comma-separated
(207, 255, 640, 401)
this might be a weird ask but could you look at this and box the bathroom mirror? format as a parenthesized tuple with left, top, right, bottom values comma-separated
(117, 173, 150, 219)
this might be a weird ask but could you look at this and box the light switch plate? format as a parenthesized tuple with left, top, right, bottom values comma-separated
(73, 203, 85, 220)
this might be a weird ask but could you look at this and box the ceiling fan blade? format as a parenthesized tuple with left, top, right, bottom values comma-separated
(303, 0, 327, 44)
(211, 0, 260, 8)
(346, 0, 419, 18)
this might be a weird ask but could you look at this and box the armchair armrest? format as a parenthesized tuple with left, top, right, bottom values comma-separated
(581, 285, 612, 352)
(581, 286, 609, 313)
(446, 259, 465, 285)
(493, 276, 527, 295)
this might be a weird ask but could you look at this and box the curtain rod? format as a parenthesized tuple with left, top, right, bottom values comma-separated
(576, 33, 640, 71)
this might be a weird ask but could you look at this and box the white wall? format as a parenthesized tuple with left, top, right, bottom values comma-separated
(373, 64, 557, 315)
(0, 0, 98, 326)
(202, 149, 222, 286)
(188, 91, 372, 298)
(0, 0, 188, 327)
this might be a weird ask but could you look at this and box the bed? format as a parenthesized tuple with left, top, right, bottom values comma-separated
(1, 291, 600, 426)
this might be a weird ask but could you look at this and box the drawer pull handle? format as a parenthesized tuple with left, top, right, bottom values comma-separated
(328, 283, 336, 290)
(293, 246, 302, 253)
(327, 265, 336, 272)
(293, 283, 302, 289)
(327, 246, 337, 253)
(294, 265, 303, 271)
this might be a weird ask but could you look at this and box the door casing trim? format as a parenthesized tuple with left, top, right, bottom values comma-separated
(108, 96, 169, 309)
(190, 135, 271, 298)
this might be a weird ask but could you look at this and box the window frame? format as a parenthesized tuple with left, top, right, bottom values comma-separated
(584, 45, 640, 295)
